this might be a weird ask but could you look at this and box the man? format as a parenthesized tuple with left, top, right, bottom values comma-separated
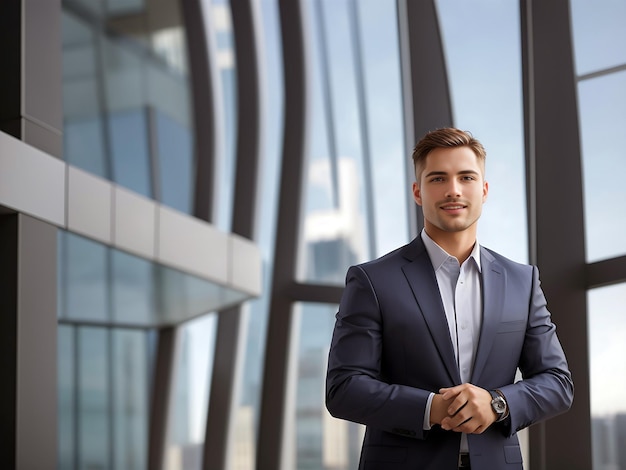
(325, 128, 573, 469)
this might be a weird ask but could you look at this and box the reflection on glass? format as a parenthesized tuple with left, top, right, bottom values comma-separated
(206, 0, 238, 231)
(156, 110, 193, 213)
(436, 0, 527, 264)
(358, 0, 408, 257)
(62, 232, 110, 322)
(293, 303, 364, 470)
(577, 72, 626, 262)
(113, 329, 149, 469)
(59, 231, 250, 327)
(570, 0, 626, 76)
(58, 325, 74, 470)
(112, 249, 154, 324)
(109, 110, 152, 198)
(78, 327, 111, 469)
(164, 314, 218, 470)
(62, 0, 195, 214)
(588, 283, 626, 470)
(300, 0, 377, 284)
(62, 11, 107, 177)
(58, 325, 152, 469)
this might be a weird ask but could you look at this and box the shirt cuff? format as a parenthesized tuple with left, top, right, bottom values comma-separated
(423, 392, 435, 430)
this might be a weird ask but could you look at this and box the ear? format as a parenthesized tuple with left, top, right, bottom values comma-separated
(482, 180, 489, 202)
(412, 181, 422, 206)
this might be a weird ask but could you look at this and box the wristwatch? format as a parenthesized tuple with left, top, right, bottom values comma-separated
(489, 390, 507, 422)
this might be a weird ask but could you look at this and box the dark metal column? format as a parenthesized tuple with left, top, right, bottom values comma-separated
(203, 0, 264, 467)
(147, 326, 177, 470)
(0, 0, 62, 157)
(521, 1, 592, 468)
(257, 0, 310, 468)
(181, 0, 218, 223)
(0, 213, 58, 469)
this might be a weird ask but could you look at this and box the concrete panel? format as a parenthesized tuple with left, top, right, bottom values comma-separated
(157, 205, 228, 283)
(67, 166, 112, 244)
(23, 0, 62, 133)
(0, 131, 65, 226)
(15, 214, 57, 470)
(113, 186, 157, 259)
(229, 234, 262, 296)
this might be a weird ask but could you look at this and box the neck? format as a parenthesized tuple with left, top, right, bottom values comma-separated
(424, 226, 477, 263)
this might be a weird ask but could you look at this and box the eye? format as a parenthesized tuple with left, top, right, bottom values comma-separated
(461, 175, 476, 181)
(430, 176, 444, 182)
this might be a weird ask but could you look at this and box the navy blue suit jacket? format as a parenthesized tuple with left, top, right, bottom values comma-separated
(326, 236, 573, 469)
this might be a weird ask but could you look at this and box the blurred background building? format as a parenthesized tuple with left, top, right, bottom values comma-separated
(1, 0, 625, 469)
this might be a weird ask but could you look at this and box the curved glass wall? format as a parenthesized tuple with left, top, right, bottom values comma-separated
(57, 324, 152, 470)
(230, 0, 284, 468)
(164, 314, 218, 470)
(61, 0, 194, 214)
(292, 302, 364, 470)
(299, 0, 406, 284)
(436, 0, 527, 264)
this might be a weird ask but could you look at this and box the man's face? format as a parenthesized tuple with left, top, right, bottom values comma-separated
(412, 146, 488, 236)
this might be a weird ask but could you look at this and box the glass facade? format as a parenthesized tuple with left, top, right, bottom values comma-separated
(570, 2, 626, 468)
(62, 0, 194, 213)
(299, 0, 407, 284)
(2, 0, 626, 469)
(294, 303, 364, 470)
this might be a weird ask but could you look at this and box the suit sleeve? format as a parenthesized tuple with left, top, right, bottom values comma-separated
(325, 265, 432, 439)
(498, 266, 574, 436)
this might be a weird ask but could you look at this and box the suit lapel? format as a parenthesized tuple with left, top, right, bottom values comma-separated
(401, 238, 461, 385)
(471, 248, 505, 383)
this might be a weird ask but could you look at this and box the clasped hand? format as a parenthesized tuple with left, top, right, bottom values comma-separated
(430, 383, 497, 434)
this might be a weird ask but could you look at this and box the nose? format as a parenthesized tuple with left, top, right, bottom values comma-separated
(445, 180, 461, 198)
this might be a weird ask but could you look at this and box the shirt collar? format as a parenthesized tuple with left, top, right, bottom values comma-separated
(420, 229, 482, 272)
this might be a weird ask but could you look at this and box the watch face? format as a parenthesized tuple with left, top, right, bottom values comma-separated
(492, 397, 506, 413)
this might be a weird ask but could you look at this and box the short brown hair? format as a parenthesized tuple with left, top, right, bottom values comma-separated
(412, 128, 486, 180)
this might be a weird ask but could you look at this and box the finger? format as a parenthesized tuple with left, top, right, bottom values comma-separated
(439, 385, 463, 399)
(448, 397, 468, 416)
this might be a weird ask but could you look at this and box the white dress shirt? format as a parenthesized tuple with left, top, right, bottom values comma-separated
(420, 230, 483, 453)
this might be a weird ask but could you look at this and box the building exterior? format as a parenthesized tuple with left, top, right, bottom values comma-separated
(1, 0, 625, 469)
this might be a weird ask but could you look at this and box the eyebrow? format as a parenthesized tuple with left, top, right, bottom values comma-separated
(424, 169, 481, 178)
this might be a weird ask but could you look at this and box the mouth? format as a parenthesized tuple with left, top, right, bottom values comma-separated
(440, 203, 467, 211)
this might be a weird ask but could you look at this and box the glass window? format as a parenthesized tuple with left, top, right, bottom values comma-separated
(300, 0, 406, 284)
(109, 109, 152, 197)
(436, 0, 527, 263)
(588, 283, 626, 470)
(156, 110, 193, 214)
(62, 0, 195, 214)
(58, 325, 75, 470)
(207, 0, 238, 231)
(111, 249, 155, 325)
(78, 327, 111, 469)
(112, 329, 149, 469)
(164, 313, 218, 470)
(570, 0, 626, 76)
(60, 231, 110, 322)
(62, 11, 107, 178)
(577, 71, 626, 262)
(358, 0, 408, 257)
(58, 325, 152, 469)
(291, 303, 364, 470)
